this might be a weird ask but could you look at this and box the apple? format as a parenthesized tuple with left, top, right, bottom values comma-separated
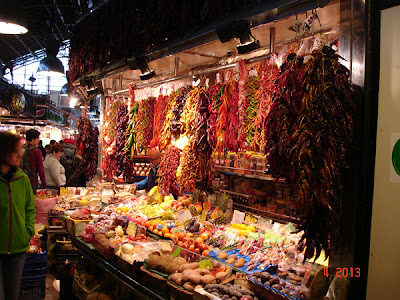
(199, 243, 208, 252)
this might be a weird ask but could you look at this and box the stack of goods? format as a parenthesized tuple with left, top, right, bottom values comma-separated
(20, 252, 47, 299)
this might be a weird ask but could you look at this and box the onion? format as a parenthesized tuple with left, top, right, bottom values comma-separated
(121, 243, 135, 255)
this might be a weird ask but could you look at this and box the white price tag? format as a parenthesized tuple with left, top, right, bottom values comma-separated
(232, 210, 245, 224)
(177, 210, 192, 224)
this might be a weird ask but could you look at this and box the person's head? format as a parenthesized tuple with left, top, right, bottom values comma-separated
(0, 131, 22, 174)
(45, 145, 51, 153)
(26, 129, 40, 146)
(38, 140, 43, 146)
(59, 140, 63, 145)
(51, 144, 64, 160)
(50, 140, 57, 145)
(148, 149, 161, 167)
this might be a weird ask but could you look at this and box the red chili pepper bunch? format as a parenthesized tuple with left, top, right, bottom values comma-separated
(67, 115, 99, 186)
(252, 61, 280, 152)
(135, 96, 156, 153)
(207, 81, 223, 150)
(293, 46, 354, 261)
(193, 88, 214, 191)
(114, 104, 134, 179)
(101, 98, 123, 179)
(158, 145, 181, 195)
(264, 55, 305, 185)
(151, 94, 168, 149)
(224, 78, 240, 152)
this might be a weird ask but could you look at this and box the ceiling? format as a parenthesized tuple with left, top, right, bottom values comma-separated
(0, 0, 106, 71)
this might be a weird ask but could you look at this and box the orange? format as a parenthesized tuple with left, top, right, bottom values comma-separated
(161, 227, 169, 234)
(153, 229, 159, 235)
(164, 232, 171, 238)
(144, 221, 151, 228)
(202, 250, 210, 257)
(187, 232, 194, 237)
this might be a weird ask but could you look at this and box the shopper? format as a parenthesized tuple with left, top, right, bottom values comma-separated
(0, 132, 36, 300)
(132, 149, 161, 192)
(44, 144, 66, 191)
(22, 129, 46, 192)
(45, 144, 52, 157)
(50, 140, 57, 146)
(37, 140, 46, 159)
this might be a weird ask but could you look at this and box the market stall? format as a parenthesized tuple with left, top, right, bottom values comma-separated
(55, 0, 369, 299)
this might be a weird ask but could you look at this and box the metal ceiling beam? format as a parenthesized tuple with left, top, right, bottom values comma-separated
(76, 0, 111, 24)
(14, 35, 38, 58)
(52, 0, 72, 34)
(29, 32, 44, 49)
(41, 0, 66, 41)
(1, 39, 23, 58)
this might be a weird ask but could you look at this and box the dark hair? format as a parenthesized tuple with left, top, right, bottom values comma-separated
(26, 129, 40, 141)
(45, 145, 51, 151)
(51, 144, 64, 154)
(0, 131, 21, 174)
(59, 140, 64, 145)
(50, 140, 57, 145)
(38, 140, 43, 145)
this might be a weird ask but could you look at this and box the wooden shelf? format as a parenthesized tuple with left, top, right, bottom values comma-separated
(233, 202, 300, 224)
(214, 166, 286, 183)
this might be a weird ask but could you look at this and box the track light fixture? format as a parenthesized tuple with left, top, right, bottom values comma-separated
(217, 20, 260, 54)
(0, 0, 28, 34)
(127, 56, 155, 80)
(37, 39, 65, 76)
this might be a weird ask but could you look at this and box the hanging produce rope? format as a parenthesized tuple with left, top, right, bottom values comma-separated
(264, 55, 305, 185)
(160, 90, 179, 150)
(293, 46, 355, 261)
(180, 87, 200, 137)
(169, 86, 192, 139)
(101, 98, 123, 179)
(177, 142, 199, 194)
(151, 94, 168, 149)
(67, 115, 99, 186)
(207, 81, 223, 150)
(224, 78, 240, 152)
(244, 70, 261, 149)
(252, 61, 280, 152)
(115, 104, 134, 179)
(193, 88, 213, 191)
(135, 97, 156, 153)
(124, 101, 139, 157)
(158, 145, 181, 196)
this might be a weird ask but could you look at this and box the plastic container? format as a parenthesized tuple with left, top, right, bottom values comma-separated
(244, 152, 253, 174)
(228, 152, 236, 168)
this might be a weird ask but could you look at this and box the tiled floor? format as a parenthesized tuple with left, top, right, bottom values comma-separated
(44, 275, 59, 300)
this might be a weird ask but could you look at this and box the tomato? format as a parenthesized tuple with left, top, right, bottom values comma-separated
(194, 248, 200, 254)
(202, 250, 210, 257)
(182, 243, 188, 249)
(189, 245, 195, 252)
(178, 232, 185, 241)
(177, 241, 183, 247)
(199, 243, 208, 252)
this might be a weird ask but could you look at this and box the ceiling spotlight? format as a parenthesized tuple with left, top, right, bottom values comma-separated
(0, 0, 28, 34)
(37, 39, 65, 77)
(127, 56, 155, 80)
(217, 20, 260, 54)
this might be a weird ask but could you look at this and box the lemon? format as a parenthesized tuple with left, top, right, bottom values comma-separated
(246, 225, 255, 232)
(239, 230, 246, 236)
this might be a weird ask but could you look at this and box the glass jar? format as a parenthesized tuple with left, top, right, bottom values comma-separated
(244, 152, 253, 174)
(228, 152, 236, 168)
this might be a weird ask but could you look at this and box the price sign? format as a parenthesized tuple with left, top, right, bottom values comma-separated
(127, 222, 137, 236)
(172, 247, 183, 257)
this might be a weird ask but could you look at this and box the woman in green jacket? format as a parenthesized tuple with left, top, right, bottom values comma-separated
(0, 132, 36, 300)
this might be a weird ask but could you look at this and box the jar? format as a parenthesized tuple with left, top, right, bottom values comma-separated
(244, 152, 253, 174)
(228, 152, 236, 168)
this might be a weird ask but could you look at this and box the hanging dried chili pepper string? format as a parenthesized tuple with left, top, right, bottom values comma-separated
(160, 90, 179, 150)
(293, 46, 355, 261)
(244, 67, 261, 149)
(207, 81, 224, 150)
(224, 78, 240, 152)
(158, 145, 181, 196)
(151, 94, 168, 149)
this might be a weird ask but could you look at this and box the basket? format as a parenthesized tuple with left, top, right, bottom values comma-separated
(247, 277, 291, 300)
(167, 281, 193, 300)
(20, 286, 45, 300)
(65, 217, 91, 236)
(23, 251, 47, 271)
(140, 266, 169, 294)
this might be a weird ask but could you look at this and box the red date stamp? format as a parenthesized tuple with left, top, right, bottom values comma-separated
(304, 267, 360, 278)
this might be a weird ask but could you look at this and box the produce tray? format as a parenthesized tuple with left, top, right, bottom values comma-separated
(247, 277, 301, 300)
(209, 249, 277, 274)
(23, 251, 47, 271)
(91, 237, 112, 259)
(167, 280, 193, 300)
(114, 254, 143, 278)
(140, 265, 169, 294)
(20, 286, 45, 300)
(65, 217, 91, 236)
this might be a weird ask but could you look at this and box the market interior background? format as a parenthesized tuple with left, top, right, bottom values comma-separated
(1, 0, 400, 300)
